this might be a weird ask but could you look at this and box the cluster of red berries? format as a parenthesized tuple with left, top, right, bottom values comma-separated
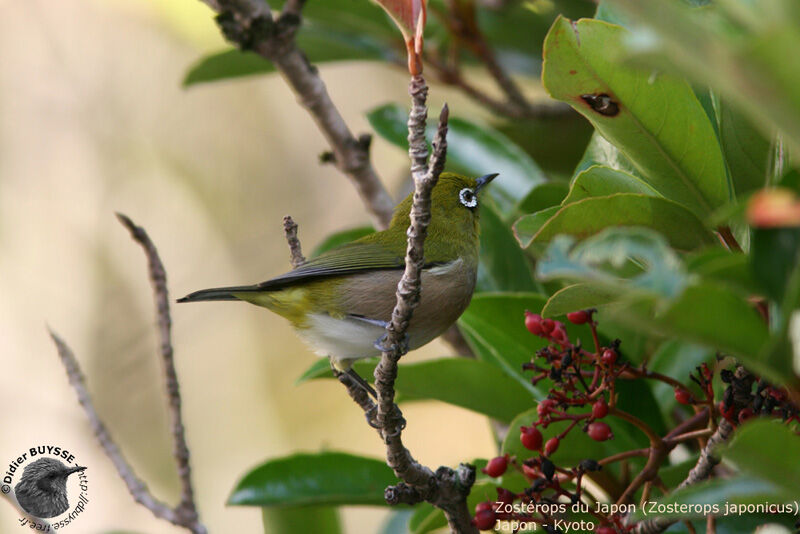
(471, 309, 631, 531)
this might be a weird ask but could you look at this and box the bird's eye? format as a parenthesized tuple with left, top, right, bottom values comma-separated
(459, 188, 478, 209)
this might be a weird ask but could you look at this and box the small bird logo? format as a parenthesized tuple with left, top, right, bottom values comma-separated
(14, 458, 86, 518)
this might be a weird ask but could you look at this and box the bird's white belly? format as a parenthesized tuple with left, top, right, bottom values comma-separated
(299, 313, 386, 361)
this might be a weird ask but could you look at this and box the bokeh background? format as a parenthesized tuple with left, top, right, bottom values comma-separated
(0, 0, 500, 531)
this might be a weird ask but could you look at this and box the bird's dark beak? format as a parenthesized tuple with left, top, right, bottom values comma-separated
(475, 173, 499, 193)
(66, 466, 86, 476)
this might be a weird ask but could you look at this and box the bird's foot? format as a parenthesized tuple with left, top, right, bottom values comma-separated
(373, 332, 410, 354)
(383, 413, 407, 438)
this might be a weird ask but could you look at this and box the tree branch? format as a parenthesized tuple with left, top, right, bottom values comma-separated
(282, 215, 306, 267)
(49, 215, 206, 534)
(201, 0, 395, 229)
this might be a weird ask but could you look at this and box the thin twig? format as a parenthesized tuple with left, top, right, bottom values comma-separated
(201, 0, 394, 228)
(49, 214, 207, 534)
(282, 215, 306, 267)
(115, 215, 201, 526)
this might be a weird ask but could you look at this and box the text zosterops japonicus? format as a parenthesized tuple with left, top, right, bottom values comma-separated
(178, 172, 497, 385)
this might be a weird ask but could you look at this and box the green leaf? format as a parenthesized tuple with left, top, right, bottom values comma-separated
(751, 227, 800, 304)
(525, 193, 714, 251)
(512, 206, 559, 251)
(685, 248, 758, 296)
(457, 292, 552, 397)
(367, 104, 547, 216)
(477, 200, 538, 292)
(229, 452, 396, 507)
(541, 282, 622, 318)
(542, 17, 730, 218)
(562, 165, 660, 205)
(651, 283, 773, 379)
(607, 0, 800, 154)
(574, 131, 640, 178)
(262, 507, 342, 534)
(516, 182, 570, 215)
(723, 419, 800, 499)
(631, 476, 789, 520)
(184, 25, 398, 86)
(536, 228, 689, 299)
(716, 97, 775, 194)
(298, 357, 535, 423)
(311, 226, 375, 258)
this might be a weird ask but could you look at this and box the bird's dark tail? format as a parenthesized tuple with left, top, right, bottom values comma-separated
(177, 285, 264, 303)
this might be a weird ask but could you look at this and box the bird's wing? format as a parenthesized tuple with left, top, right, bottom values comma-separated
(256, 240, 408, 290)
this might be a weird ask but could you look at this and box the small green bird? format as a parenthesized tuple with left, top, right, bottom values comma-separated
(178, 172, 496, 393)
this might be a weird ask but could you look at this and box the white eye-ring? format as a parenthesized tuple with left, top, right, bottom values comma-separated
(459, 188, 478, 208)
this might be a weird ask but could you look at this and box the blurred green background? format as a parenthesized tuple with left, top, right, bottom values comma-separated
(0, 0, 502, 531)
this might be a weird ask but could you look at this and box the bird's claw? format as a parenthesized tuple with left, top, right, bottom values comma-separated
(373, 332, 410, 354)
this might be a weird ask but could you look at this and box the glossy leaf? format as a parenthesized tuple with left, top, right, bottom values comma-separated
(184, 26, 398, 86)
(262, 506, 342, 534)
(536, 229, 689, 299)
(630, 476, 790, 520)
(229, 452, 396, 506)
(311, 226, 375, 258)
(562, 165, 660, 205)
(574, 131, 640, 178)
(685, 248, 757, 296)
(367, 104, 547, 216)
(543, 17, 730, 218)
(724, 419, 800, 499)
(521, 193, 714, 251)
(651, 283, 774, 379)
(298, 357, 536, 422)
(458, 293, 554, 397)
(608, 0, 800, 154)
(299, 357, 536, 423)
(751, 227, 800, 304)
(512, 206, 559, 252)
(541, 282, 621, 318)
(716, 97, 775, 194)
(477, 200, 538, 292)
(516, 182, 569, 215)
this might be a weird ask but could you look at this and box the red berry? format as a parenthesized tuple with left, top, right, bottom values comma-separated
(544, 437, 559, 456)
(537, 399, 556, 417)
(496, 487, 515, 504)
(674, 388, 691, 405)
(521, 462, 539, 479)
(541, 318, 555, 334)
(552, 325, 569, 345)
(587, 421, 613, 441)
(596, 527, 616, 534)
(566, 310, 590, 325)
(601, 349, 617, 366)
(473, 508, 496, 530)
(475, 501, 493, 513)
(525, 311, 544, 335)
(482, 455, 509, 477)
(592, 399, 609, 419)
(520, 425, 543, 451)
